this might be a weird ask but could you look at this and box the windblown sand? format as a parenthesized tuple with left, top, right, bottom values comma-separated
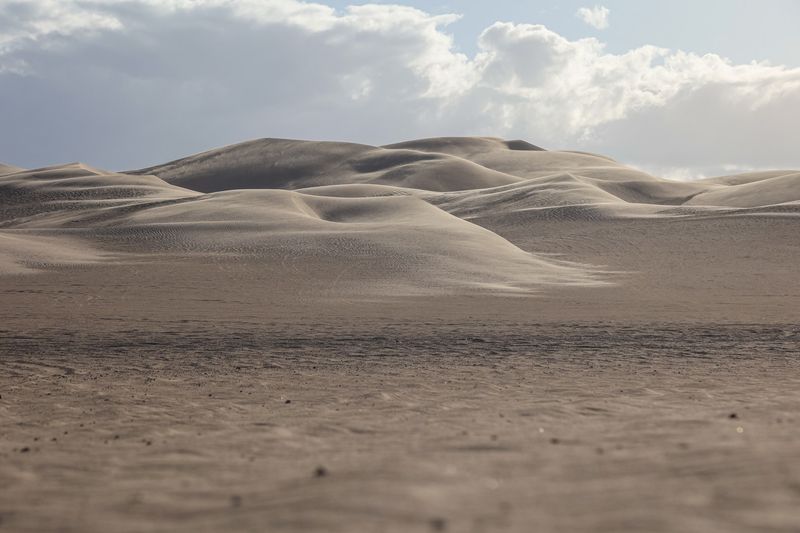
(1, 137, 799, 532)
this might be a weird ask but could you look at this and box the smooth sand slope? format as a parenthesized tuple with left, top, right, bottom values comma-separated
(0, 158, 595, 292)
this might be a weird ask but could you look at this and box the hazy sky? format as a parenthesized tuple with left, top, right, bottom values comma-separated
(1, 0, 799, 178)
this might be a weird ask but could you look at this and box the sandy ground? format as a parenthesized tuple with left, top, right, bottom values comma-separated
(2, 137, 799, 532)
(2, 321, 800, 533)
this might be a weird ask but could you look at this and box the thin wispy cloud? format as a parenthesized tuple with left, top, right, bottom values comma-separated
(576, 5, 610, 30)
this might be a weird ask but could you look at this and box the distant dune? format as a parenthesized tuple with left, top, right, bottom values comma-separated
(1, 137, 798, 306)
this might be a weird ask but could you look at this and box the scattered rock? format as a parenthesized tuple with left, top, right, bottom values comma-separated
(314, 466, 328, 478)
(20, 447, 30, 453)
(550, 438, 560, 445)
(729, 413, 738, 419)
(285, 399, 291, 404)
(430, 517, 447, 531)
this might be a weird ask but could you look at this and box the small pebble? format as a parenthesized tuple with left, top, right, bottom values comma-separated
(430, 517, 447, 531)
(314, 466, 328, 477)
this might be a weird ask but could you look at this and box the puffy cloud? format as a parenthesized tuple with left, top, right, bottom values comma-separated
(0, 0, 799, 176)
(575, 5, 610, 30)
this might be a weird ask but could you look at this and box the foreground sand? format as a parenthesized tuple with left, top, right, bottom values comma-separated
(2, 320, 800, 533)
(1, 137, 799, 531)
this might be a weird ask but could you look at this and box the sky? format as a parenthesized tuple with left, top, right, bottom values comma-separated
(1, 0, 799, 179)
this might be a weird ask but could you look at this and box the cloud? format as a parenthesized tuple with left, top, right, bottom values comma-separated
(0, 0, 799, 177)
(575, 5, 610, 30)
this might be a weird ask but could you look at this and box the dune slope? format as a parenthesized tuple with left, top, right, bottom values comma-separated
(0, 160, 598, 292)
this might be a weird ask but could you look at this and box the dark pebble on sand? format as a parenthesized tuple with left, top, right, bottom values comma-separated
(430, 517, 447, 530)
(314, 466, 328, 477)
(550, 438, 560, 445)
(285, 399, 291, 404)
(230, 495, 242, 508)
(20, 447, 30, 453)
(729, 413, 738, 419)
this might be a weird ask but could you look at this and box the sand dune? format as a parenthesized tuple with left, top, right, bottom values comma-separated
(129, 137, 800, 214)
(0, 160, 597, 292)
(0, 231, 107, 274)
(131, 138, 523, 193)
(698, 169, 800, 186)
(383, 136, 544, 157)
(1, 136, 798, 294)
(0, 162, 23, 175)
(687, 172, 800, 207)
(0, 163, 197, 226)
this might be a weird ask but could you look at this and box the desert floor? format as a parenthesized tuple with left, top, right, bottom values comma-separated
(2, 262, 799, 533)
(2, 138, 799, 532)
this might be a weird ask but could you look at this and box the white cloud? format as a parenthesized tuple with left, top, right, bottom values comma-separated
(576, 5, 610, 30)
(0, 0, 799, 177)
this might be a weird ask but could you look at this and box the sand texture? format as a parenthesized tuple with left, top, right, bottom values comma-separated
(1, 137, 799, 532)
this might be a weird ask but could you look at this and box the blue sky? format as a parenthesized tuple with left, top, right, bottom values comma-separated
(1, 0, 799, 178)
(326, 0, 800, 66)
